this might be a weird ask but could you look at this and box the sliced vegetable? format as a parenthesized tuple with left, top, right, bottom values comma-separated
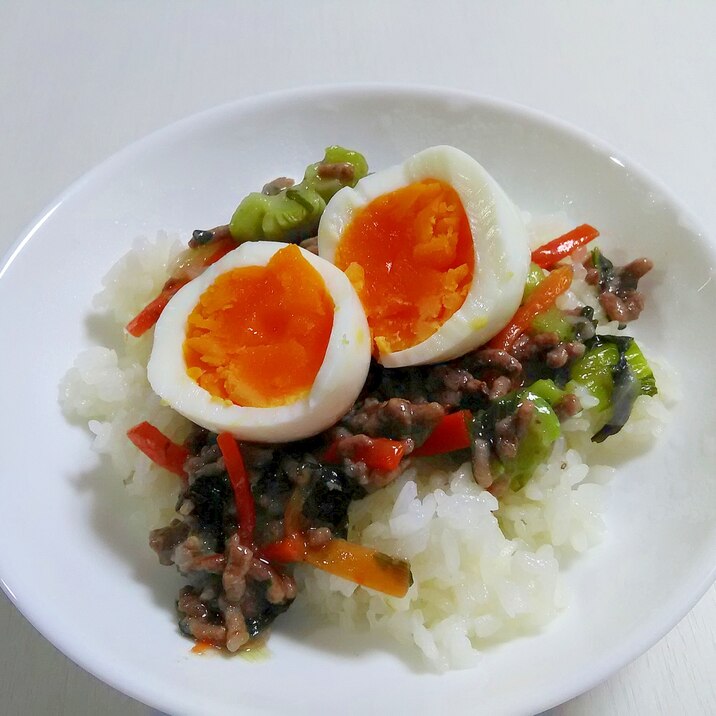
(523, 262, 546, 300)
(526, 378, 566, 407)
(591, 349, 640, 443)
(126, 279, 188, 338)
(126, 235, 235, 337)
(569, 335, 657, 441)
(303, 538, 412, 598)
(258, 536, 412, 598)
(469, 390, 561, 492)
(258, 534, 307, 563)
(488, 265, 573, 352)
(324, 437, 406, 472)
(412, 410, 472, 457)
(126, 421, 189, 477)
(531, 306, 574, 341)
(229, 146, 369, 243)
(569, 336, 657, 411)
(589, 247, 615, 291)
(497, 392, 561, 490)
(302, 145, 370, 201)
(531, 224, 600, 269)
(216, 432, 256, 545)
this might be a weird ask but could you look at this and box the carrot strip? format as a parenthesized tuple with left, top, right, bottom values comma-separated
(126, 421, 189, 477)
(303, 539, 412, 598)
(488, 265, 574, 352)
(412, 410, 472, 457)
(531, 224, 599, 269)
(217, 433, 255, 545)
(126, 279, 188, 337)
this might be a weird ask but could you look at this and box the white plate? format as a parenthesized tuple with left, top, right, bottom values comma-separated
(1, 85, 715, 716)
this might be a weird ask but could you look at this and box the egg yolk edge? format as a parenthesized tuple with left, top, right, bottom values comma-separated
(183, 243, 335, 408)
(334, 179, 474, 355)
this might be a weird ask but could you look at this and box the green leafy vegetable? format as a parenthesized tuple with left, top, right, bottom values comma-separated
(569, 335, 657, 441)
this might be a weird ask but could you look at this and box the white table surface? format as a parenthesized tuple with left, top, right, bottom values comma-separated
(1, 2, 714, 714)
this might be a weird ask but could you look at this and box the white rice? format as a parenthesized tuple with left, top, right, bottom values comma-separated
(59, 229, 678, 671)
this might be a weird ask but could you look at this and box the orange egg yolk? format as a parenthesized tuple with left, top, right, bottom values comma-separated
(334, 179, 474, 355)
(183, 244, 334, 408)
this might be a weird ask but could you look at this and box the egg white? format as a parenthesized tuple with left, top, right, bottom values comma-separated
(147, 241, 371, 443)
(317, 145, 531, 367)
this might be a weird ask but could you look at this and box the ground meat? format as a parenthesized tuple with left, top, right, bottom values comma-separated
(173, 535, 226, 574)
(326, 433, 411, 492)
(177, 586, 226, 645)
(424, 365, 487, 409)
(305, 527, 332, 548)
(554, 393, 582, 421)
(471, 437, 492, 489)
(221, 601, 249, 652)
(298, 236, 318, 255)
(494, 401, 534, 462)
(599, 291, 647, 324)
(185, 442, 223, 480)
(342, 397, 445, 444)
(488, 375, 512, 401)
(512, 332, 560, 362)
(465, 348, 522, 377)
(586, 252, 653, 324)
(317, 161, 355, 183)
(369, 350, 521, 412)
(261, 177, 294, 195)
(149, 519, 190, 566)
(513, 331, 586, 385)
(222, 535, 253, 602)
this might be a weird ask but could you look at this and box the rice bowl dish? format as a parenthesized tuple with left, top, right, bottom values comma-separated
(59, 144, 677, 671)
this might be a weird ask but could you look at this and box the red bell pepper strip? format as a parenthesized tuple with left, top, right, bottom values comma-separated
(217, 432, 256, 545)
(324, 437, 406, 472)
(412, 410, 473, 457)
(126, 236, 236, 338)
(126, 421, 189, 477)
(126, 278, 188, 337)
(488, 265, 574, 353)
(258, 534, 308, 563)
(531, 224, 600, 269)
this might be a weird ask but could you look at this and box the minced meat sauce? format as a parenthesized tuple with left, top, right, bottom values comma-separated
(148, 249, 653, 651)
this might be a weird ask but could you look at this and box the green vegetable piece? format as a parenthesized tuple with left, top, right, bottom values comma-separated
(229, 193, 273, 243)
(523, 262, 545, 300)
(526, 379, 566, 407)
(531, 306, 574, 341)
(500, 393, 561, 491)
(261, 187, 326, 242)
(624, 341, 657, 397)
(470, 389, 561, 493)
(569, 336, 657, 412)
(229, 146, 369, 243)
(303, 145, 369, 202)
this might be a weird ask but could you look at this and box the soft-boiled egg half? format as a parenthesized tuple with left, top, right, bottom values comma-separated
(318, 145, 530, 367)
(147, 242, 371, 443)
